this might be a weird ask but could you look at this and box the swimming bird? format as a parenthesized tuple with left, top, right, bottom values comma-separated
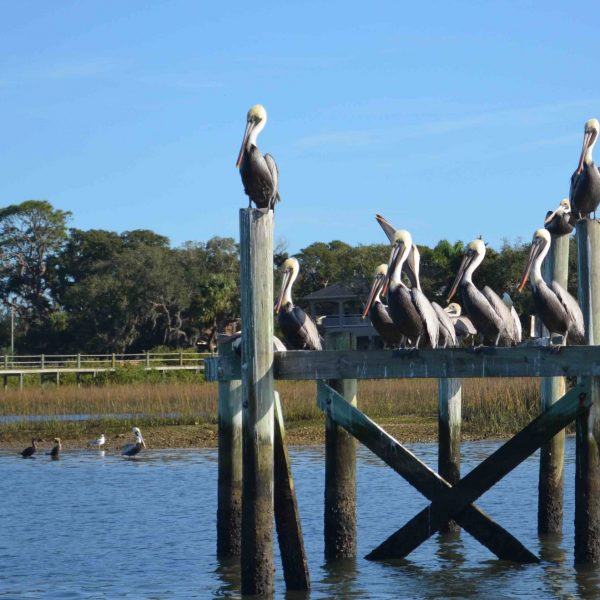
(447, 239, 519, 346)
(48, 438, 61, 460)
(518, 228, 584, 345)
(20, 438, 38, 458)
(236, 104, 280, 211)
(88, 434, 106, 449)
(121, 427, 146, 458)
(544, 199, 574, 235)
(444, 303, 477, 344)
(275, 258, 322, 350)
(570, 118, 600, 220)
(362, 264, 405, 347)
(384, 230, 439, 348)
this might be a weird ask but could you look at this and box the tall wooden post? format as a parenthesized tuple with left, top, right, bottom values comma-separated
(324, 331, 357, 559)
(438, 377, 461, 533)
(538, 232, 569, 534)
(216, 337, 243, 558)
(575, 219, 600, 564)
(239, 208, 275, 595)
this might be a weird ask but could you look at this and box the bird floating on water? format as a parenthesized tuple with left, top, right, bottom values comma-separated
(88, 434, 106, 449)
(48, 438, 61, 460)
(236, 104, 280, 211)
(447, 239, 520, 346)
(570, 118, 600, 220)
(20, 438, 38, 458)
(121, 427, 146, 458)
(544, 199, 574, 235)
(518, 228, 584, 345)
(275, 258, 322, 350)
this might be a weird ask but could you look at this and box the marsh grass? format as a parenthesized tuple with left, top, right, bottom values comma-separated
(0, 376, 545, 440)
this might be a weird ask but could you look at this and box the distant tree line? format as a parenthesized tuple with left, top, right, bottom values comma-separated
(0, 200, 578, 353)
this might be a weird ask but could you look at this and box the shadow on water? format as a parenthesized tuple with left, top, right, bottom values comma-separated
(575, 564, 600, 599)
(318, 557, 364, 599)
(213, 558, 241, 599)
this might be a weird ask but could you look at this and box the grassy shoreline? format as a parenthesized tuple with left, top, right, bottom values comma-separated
(0, 377, 552, 450)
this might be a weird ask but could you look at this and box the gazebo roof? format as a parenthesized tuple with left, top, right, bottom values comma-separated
(304, 283, 358, 302)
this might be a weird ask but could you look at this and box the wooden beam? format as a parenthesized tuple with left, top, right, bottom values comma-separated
(316, 382, 538, 563)
(216, 338, 243, 559)
(539, 231, 569, 534)
(205, 345, 600, 382)
(274, 392, 310, 591)
(575, 219, 600, 564)
(239, 208, 275, 596)
(369, 381, 591, 560)
(324, 332, 357, 560)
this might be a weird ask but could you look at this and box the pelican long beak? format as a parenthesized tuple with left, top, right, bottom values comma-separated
(375, 214, 397, 244)
(141, 437, 146, 449)
(275, 269, 291, 313)
(577, 131, 593, 175)
(518, 239, 543, 292)
(236, 120, 255, 168)
(447, 253, 471, 302)
(544, 206, 568, 225)
(362, 274, 385, 318)
(383, 241, 404, 297)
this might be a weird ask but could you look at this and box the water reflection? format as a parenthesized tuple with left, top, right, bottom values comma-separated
(213, 558, 241, 599)
(575, 564, 600, 599)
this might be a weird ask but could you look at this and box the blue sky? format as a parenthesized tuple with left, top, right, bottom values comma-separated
(1, 1, 598, 254)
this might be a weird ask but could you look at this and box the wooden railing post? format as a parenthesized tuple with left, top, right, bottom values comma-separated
(538, 232, 569, 534)
(217, 337, 243, 558)
(146, 352, 150, 368)
(324, 330, 357, 559)
(111, 353, 116, 369)
(40, 354, 45, 369)
(77, 353, 81, 369)
(239, 208, 275, 595)
(438, 377, 461, 533)
(575, 219, 600, 563)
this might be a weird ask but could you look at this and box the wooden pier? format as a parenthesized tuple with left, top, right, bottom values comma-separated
(207, 209, 600, 596)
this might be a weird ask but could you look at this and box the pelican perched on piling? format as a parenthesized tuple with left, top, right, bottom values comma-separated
(236, 104, 280, 211)
(20, 438, 38, 458)
(384, 230, 439, 348)
(362, 264, 404, 347)
(121, 427, 146, 458)
(444, 303, 477, 344)
(88, 434, 106, 449)
(48, 438, 61, 460)
(518, 228, 584, 345)
(502, 293, 522, 344)
(447, 239, 520, 346)
(570, 118, 600, 220)
(275, 258, 322, 350)
(544, 199, 574, 235)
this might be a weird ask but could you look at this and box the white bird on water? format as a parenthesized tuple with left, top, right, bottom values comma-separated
(88, 433, 106, 449)
(121, 427, 146, 458)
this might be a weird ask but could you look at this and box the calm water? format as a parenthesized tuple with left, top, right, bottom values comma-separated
(1, 438, 599, 599)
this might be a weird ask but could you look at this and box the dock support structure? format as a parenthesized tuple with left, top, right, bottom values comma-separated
(239, 208, 275, 595)
(438, 377, 461, 533)
(324, 331, 357, 559)
(575, 219, 600, 564)
(538, 231, 569, 534)
(216, 337, 243, 558)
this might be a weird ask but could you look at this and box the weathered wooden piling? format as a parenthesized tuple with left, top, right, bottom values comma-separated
(216, 337, 243, 558)
(239, 208, 275, 594)
(438, 377, 461, 533)
(273, 392, 310, 590)
(575, 219, 600, 564)
(324, 331, 357, 559)
(538, 232, 569, 535)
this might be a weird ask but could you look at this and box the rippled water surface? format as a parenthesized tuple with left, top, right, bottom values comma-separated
(1, 437, 599, 598)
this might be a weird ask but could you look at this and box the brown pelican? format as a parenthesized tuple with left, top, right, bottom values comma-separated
(236, 104, 280, 211)
(384, 230, 439, 348)
(121, 427, 146, 457)
(221, 331, 287, 354)
(518, 228, 584, 345)
(447, 239, 519, 346)
(275, 258, 322, 350)
(444, 303, 477, 344)
(88, 433, 106, 449)
(570, 118, 600, 220)
(362, 264, 405, 347)
(544, 199, 574, 235)
(48, 438, 61, 460)
(20, 438, 38, 458)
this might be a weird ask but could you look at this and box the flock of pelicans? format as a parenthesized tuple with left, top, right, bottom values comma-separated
(236, 105, 600, 351)
(20, 427, 146, 460)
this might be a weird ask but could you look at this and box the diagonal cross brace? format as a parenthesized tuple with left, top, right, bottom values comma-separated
(316, 381, 539, 563)
(367, 381, 592, 561)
